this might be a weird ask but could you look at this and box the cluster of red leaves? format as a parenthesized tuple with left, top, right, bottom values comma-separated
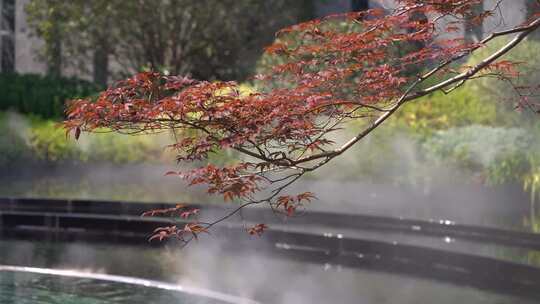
(142, 204, 205, 242)
(274, 192, 316, 216)
(247, 224, 268, 236)
(149, 223, 209, 242)
(64, 1, 538, 243)
(483, 60, 523, 78)
(141, 204, 201, 219)
(166, 164, 263, 201)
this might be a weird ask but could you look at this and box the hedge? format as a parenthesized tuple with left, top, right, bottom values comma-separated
(0, 73, 100, 119)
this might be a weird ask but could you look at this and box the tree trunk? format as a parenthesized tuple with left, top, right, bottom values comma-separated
(0, 0, 15, 73)
(47, 19, 62, 77)
(465, 1, 484, 43)
(93, 47, 109, 86)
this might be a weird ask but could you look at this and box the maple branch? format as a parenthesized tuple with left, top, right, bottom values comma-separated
(169, 17, 540, 234)
(296, 77, 424, 168)
(202, 171, 305, 230)
(291, 16, 540, 166)
(65, 3, 540, 245)
(304, 101, 390, 114)
(409, 17, 540, 99)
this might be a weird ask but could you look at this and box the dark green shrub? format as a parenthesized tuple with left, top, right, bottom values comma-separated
(0, 73, 100, 119)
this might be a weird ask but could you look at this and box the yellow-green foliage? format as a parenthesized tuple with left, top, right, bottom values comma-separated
(338, 37, 540, 195)
(467, 37, 540, 124)
(237, 83, 256, 96)
(30, 120, 82, 162)
(0, 112, 174, 165)
(403, 36, 540, 215)
(465, 37, 540, 201)
(393, 88, 503, 137)
(214, 82, 256, 97)
(524, 169, 540, 207)
(392, 37, 540, 136)
(83, 132, 166, 163)
(523, 131, 540, 207)
(468, 37, 540, 94)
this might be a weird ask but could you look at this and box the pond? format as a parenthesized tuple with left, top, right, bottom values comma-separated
(0, 163, 533, 232)
(0, 239, 537, 304)
(0, 266, 244, 304)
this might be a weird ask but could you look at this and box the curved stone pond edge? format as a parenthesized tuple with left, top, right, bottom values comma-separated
(2, 197, 540, 300)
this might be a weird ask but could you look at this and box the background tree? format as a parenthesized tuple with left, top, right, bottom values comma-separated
(25, 0, 312, 86)
(527, 0, 540, 40)
(65, 0, 540, 243)
(1, 0, 15, 73)
(465, 1, 484, 43)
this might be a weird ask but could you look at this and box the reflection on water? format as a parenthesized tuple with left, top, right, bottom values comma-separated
(525, 216, 540, 264)
(0, 163, 212, 203)
(0, 271, 230, 304)
(0, 239, 537, 304)
(0, 163, 534, 231)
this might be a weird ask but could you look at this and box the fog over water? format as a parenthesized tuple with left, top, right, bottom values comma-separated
(1, 164, 536, 303)
(0, 158, 530, 231)
(0, 238, 535, 304)
(1, 111, 538, 303)
(0, 110, 534, 230)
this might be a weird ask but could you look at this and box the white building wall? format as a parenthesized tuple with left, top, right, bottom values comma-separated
(483, 0, 528, 34)
(14, 0, 45, 74)
(371, 0, 530, 41)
